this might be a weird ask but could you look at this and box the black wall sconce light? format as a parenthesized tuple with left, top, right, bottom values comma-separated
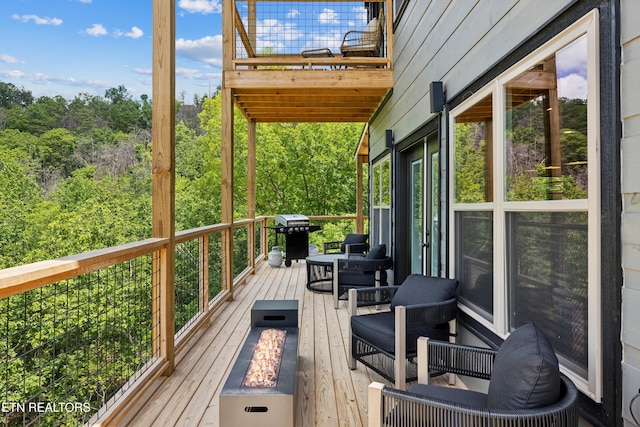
(430, 81, 445, 113)
(385, 129, 393, 149)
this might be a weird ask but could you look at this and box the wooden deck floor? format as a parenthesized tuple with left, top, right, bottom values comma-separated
(121, 260, 452, 427)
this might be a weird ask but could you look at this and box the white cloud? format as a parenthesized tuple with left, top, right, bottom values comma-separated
(558, 73, 587, 100)
(0, 69, 109, 91)
(257, 19, 302, 43)
(132, 68, 152, 76)
(115, 26, 144, 39)
(84, 24, 108, 36)
(178, 0, 222, 14)
(305, 30, 343, 51)
(352, 6, 367, 24)
(176, 35, 223, 68)
(318, 8, 339, 25)
(0, 69, 26, 79)
(12, 14, 63, 26)
(287, 10, 300, 19)
(1, 54, 20, 64)
(77, 0, 92, 3)
(556, 35, 588, 100)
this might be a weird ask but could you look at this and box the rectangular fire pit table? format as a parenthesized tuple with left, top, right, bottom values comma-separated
(219, 300, 299, 427)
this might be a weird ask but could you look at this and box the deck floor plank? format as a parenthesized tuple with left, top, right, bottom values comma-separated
(123, 261, 457, 426)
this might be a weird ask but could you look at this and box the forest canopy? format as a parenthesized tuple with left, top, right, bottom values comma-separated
(0, 81, 365, 269)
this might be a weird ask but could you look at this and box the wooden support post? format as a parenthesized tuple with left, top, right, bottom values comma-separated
(248, 120, 256, 271)
(222, 0, 235, 297)
(221, 89, 234, 297)
(152, 0, 176, 375)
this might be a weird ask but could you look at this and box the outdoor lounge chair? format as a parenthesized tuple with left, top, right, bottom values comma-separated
(368, 323, 579, 426)
(340, 10, 384, 57)
(332, 244, 392, 309)
(348, 274, 458, 389)
(323, 233, 369, 255)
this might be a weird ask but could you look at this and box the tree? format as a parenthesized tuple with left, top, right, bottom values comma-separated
(0, 81, 34, 108)
(63, 93, 109, 133)
(0, 146, 42, 268)
(37, 128, 77, 176)
(6, 95, 67, 135)
(105, 85, 141, 133)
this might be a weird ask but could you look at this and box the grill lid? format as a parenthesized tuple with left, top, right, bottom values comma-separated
(275, 214, 309, 227)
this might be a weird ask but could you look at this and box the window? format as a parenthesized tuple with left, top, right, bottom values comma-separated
(393, 0, 409, 23)
(371, 156, 391, 250)
(449, 11, 601, 401)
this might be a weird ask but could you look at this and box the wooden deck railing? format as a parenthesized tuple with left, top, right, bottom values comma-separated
(0, 215, 364, 425)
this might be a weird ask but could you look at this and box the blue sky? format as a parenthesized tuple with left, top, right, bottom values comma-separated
(0, 0, 224, 102)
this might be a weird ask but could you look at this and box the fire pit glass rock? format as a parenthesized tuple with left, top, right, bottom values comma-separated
(243, 328, 286, 387)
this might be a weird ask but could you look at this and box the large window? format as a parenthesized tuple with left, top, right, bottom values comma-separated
(450, 11, 600, 401)
(372, 156, 391, 250)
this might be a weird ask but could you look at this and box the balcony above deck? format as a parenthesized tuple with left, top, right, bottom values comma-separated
(225, 64, 393, 122)
(226, 0, 393, 123)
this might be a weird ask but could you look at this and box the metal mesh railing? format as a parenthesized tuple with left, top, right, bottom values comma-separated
(235, 1, 386, 59)
(175, 239, 202, 336)
(0, 254, 160, 426)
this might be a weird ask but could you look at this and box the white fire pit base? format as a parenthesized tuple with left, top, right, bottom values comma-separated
(219, 300, 298, 427)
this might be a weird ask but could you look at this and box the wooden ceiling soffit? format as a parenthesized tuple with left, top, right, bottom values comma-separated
(226, 70, 392, 122)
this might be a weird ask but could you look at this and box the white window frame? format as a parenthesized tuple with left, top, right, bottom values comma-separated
(371, 155, 392, 248)
(448, 10, 601, 401)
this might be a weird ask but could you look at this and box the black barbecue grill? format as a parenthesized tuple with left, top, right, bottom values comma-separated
(271, 214, 321, 267)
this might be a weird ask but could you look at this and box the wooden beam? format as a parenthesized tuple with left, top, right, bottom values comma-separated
(152, 0, 176, 375)
(505, 69, 556, 90)
(234, 4, 255, 57)
(225, 69, 393, 89)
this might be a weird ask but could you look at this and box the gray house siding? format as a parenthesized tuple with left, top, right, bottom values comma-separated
(369, 0, 573, 159)
(621, 0, 640, 424)
(369, 0, 630, 425)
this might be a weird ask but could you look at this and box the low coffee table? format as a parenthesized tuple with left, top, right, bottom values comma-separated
(305, 253, 344, 293)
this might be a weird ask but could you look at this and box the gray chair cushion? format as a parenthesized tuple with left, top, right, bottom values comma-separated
(365, 243, 386, 259)
(341, 233, 368, 253)
(390, 275, 458, 311)
(350, 312, 449, 354)
(487, 322, 561, 410)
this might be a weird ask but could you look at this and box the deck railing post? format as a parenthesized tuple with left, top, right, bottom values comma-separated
(152, 0, 176, 375)
(248, 120, 256, 271)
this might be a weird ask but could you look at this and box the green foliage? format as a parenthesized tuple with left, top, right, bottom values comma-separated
(0, 81, 34, 109)
(0, 83, 368, 424)
(0, 147, 43, 268)
(454, 123, 488, 203)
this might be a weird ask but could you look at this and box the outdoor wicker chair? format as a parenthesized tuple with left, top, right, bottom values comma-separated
(332, 244, 392, 309)
(340, 9, 385, 57)
(368, 323, 579, 426)
(348, 275, 458, 389)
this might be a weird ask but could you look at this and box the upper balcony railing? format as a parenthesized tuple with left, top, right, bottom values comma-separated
(233, 0, 391, 70)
